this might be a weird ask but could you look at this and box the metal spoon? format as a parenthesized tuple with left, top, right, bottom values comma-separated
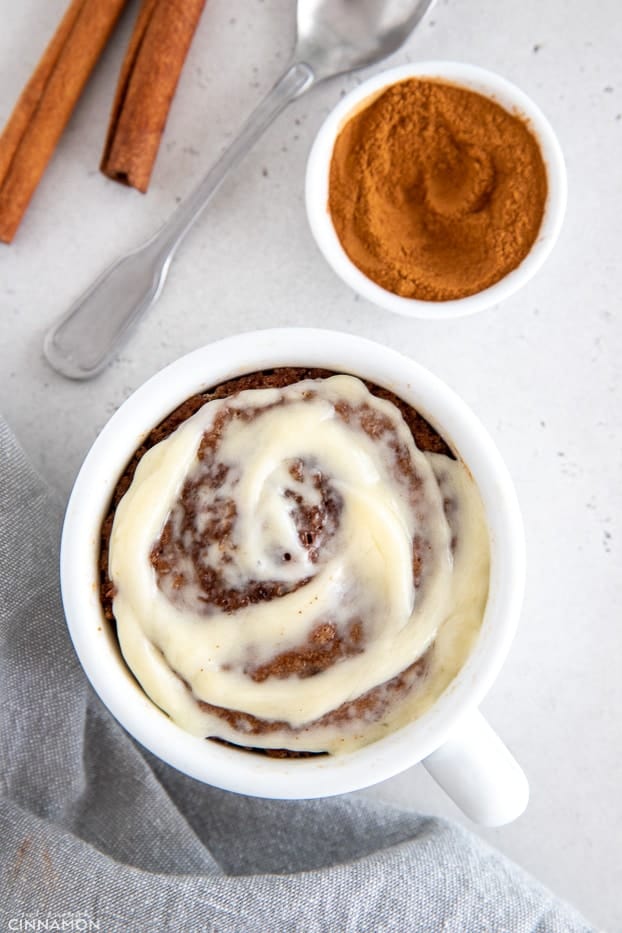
(44, 0, 434, 379)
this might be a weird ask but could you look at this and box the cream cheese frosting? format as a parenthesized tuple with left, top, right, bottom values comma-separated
(108, 375, 490, 753)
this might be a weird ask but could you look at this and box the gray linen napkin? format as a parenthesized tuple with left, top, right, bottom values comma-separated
(0, 417, 594, 933)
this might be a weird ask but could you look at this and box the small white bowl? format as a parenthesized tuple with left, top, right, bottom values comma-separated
(305, 61, 567, 319)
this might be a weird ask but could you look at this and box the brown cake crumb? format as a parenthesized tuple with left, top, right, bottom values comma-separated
(197, 652, 430, 740)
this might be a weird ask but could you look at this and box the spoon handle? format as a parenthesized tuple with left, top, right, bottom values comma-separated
(44, 62, 315, 380)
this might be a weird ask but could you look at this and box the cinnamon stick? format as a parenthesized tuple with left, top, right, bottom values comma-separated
(101, 0, 207, 193)
(0, 0, 128, 244)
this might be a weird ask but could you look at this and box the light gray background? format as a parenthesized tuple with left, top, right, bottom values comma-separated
(0, 1, 619, 929)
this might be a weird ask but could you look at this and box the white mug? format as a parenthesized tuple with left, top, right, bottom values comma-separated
(60, 329, 528, 825)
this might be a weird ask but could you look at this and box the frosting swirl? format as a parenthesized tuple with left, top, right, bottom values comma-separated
(107, 375, 490, 753)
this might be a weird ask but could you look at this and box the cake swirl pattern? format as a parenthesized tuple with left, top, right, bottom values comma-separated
(107, 374, 490, 753)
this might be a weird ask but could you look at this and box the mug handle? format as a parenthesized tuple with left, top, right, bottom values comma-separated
(422, 709, 529, 826)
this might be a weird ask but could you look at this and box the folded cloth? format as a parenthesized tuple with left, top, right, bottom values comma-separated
(0, 417, 594, 933)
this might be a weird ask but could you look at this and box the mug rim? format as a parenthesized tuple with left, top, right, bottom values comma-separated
(305, 60, 568, 319)
(60, 328, 525, 797)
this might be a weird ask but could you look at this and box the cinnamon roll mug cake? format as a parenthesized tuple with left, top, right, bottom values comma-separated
(61, 330, 527, 822)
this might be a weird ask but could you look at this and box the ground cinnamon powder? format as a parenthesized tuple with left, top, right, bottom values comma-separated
(328, 79, 548, 301)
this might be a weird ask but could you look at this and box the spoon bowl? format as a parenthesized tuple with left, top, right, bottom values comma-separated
(296, 0, 435, 80)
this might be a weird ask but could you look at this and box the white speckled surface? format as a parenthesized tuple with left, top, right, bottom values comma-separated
(0, 1, 620, 928)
